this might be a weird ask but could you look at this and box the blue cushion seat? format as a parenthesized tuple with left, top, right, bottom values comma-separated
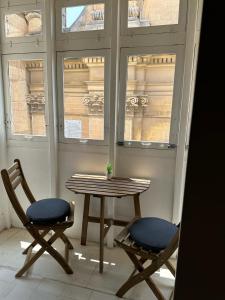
(26, 198, 70, 225)
(129, 217, 178, 253)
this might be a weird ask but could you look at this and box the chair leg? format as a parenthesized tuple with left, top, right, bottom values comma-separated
(22, 229, 50, 254)
(16, 229, 73, 277)
(126, 252, 166, 300)
(44, 239, 73, 274)
(33, 229, 73, 275)
(145, 277, 166, 300)
(165, 260, 176, 277)
(116, 253, 164, 299)
(59, 232, 74, 249)
(16, 229, 60, 277)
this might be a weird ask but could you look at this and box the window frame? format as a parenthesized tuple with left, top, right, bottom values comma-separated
(0, 0, 41, 7)
(117, 45, 184, 149)
(3, 52, 49, 141)
(55, 0, 112, 41)
(0, 2, 45, 45)
(120, 0, 187, 37)
(57, 48, 110, 145)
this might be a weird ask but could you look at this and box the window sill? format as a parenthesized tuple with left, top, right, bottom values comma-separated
(117, 141, 177, 150)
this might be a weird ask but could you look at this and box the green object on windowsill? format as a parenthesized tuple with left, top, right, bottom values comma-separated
(106, 163, 113, 179)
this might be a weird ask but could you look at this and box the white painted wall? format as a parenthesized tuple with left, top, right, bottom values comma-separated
(0, 53, 10, 230)
(7, 141, 50, 227)
(116, 147, 176, 219)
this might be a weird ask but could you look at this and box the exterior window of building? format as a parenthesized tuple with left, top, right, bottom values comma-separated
(128, 0, 180, 28)
(5, 11, 42, 38)
(63, 56, 105, 140)
(124, 53, 176, 143)
(62, 4, 105, 33)
(8, 59, 46, 137)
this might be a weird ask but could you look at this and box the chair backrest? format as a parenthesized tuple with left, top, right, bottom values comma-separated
(1, 159, 36, 226)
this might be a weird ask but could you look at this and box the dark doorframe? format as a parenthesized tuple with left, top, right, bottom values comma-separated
(174, 1, 225, 299)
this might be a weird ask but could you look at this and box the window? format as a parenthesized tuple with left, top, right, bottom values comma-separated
(121, 0, 186, 36)
(118, 0, 186, 148)
(62, 4, 105, 33)
(55, 0, 186, 148)
(128, 0, 180, 28)
(6, 58, 47, 138)
(118, 46, 184, 147)
(58, 51, 109, 144)
(124, 53, 176, 143)
(5, 10, 42, 38)
(55, 0, 110, 41)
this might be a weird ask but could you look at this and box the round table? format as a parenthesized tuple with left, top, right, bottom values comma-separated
(66, 174, 150, 273)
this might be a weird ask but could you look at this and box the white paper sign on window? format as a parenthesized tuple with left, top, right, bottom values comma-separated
(64, 120, 82, 138)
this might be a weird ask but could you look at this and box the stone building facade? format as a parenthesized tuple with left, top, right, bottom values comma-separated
(9, 60, 45, 136)
(128, 0, 180, 27)
(5, 11, 42, 37)
(9, 54, 175, 142)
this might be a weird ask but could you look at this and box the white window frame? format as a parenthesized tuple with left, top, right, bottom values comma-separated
(0, 0, 41, 8)
(57, 49, 110, 145)
(3, 52, 49, 141)
(117, 45, 184, 149)
(55, 0, 112, 41)
(0, 2, 45, 45)
(120, 0, 187, 37)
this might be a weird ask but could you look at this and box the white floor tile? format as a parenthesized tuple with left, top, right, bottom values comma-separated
(90, 290, 120, 300)
(0, 280, 15, 298)
(62, 283, 92, 300)
(0, 228, 176, 300)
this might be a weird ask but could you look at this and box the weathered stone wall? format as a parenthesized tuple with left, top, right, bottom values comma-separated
(5, 11, 41, 37)
(142, 0, 180, 26)
(126, 54, 175, 142)
(9, 61, 30, 134)
(9, 60, 45, 136)
(64, 58, 104, 139)
(5, 14, 28, 37)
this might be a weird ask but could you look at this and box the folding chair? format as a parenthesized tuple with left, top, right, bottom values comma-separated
(115, 217, 180, 300)
(1, 159, 75, 278)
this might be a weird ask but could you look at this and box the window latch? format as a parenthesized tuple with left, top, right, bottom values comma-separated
(168, 143, 177, 149)
(117, 141, 124, 146)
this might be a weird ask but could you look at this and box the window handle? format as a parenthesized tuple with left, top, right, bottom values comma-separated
(117, 141, 124, 146)
(168, 143, 177, 149)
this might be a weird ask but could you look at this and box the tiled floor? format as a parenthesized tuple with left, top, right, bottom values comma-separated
(0, 228, 175, 300)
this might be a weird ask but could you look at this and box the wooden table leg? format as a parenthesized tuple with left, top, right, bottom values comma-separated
(99, 196, 105, 273)
(133, 193, 141, 218)
(81, 194, 90, 246)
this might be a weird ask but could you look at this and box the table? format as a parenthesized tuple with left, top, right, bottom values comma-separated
(65, 174, 150, 273)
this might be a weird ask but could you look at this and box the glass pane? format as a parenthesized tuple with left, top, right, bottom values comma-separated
(63, 56, 105, 140)
(8, 60, 46, 136)
(124, 54, 176, 143)
(5, 11, 42, 38)
(128, 0, 180, 28)
(62, 4, 104, 33)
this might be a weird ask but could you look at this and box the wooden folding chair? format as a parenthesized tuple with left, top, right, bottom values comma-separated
(1, 159, 75, 278)
(115, 217, 180, 300)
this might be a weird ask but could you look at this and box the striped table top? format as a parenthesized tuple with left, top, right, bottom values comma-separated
(66, 174, 151, 197)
